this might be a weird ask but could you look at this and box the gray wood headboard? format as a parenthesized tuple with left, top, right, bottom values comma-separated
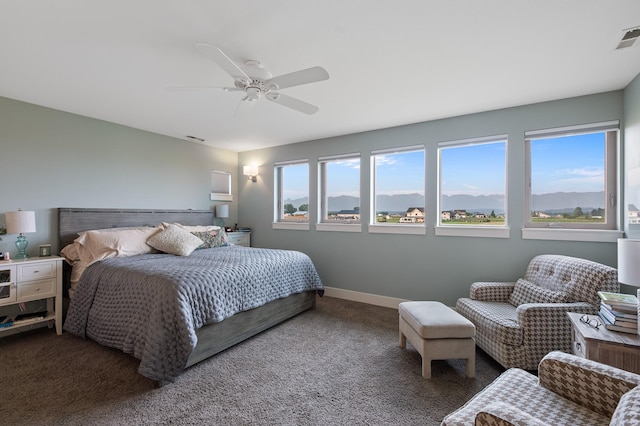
(58, 208, 214, 248)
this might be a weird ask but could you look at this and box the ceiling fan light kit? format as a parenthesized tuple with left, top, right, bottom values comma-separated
(191, 43, 329, 116)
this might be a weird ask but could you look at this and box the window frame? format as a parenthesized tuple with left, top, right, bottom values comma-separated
(273, 159, 310, 231)
(317, 153, 362, 233)
(524, 121, 618, 232)
(368, 145, 426, 235)
(435, 135, 509, 238)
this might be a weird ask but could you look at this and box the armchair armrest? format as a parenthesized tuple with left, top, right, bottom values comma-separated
(516, 302, 596, 365)
(610, 386, 640, 426)
(470, 281, 516, 302)
(539, 351, 640, 418)
(475, 402, 550, 426)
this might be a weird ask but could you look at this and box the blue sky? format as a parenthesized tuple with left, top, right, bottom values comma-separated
(440, 141, 505, 196)
(530, 132, 605, 194)
(282, 132, 605, 200)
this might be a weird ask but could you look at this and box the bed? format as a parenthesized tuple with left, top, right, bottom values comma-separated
(58, 208, 324, 382)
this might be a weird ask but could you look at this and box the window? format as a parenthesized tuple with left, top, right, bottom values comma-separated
(274, 160, 309, 226)
(525, 121, 618, 230)
(318, 153, 361, 227)
(370, 146, 425, 232)
(438, 136, 507, 228)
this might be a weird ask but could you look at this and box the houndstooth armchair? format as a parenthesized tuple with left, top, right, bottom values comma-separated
(456, 254, 619, 370)
(442, 351, 640, 426)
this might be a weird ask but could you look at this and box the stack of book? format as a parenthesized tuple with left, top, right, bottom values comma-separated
(597, 291, 639, 334)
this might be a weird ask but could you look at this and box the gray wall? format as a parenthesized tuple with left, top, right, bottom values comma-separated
(0, 96, 238, 256)
(239, 91, 626, 305)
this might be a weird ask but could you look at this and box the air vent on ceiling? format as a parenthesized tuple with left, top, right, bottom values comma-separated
(186, 135, 205, 143)
(616, 26, 640, 50)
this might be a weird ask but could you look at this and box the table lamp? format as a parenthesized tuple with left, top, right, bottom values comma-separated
(5, 209, 37, 259)
(617, 238, 640, 335)
(215, 204, 229, 227)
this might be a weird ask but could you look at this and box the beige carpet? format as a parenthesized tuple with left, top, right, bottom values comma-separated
(0, 296, 504, 425)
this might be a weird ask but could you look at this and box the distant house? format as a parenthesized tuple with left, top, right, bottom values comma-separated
(336, 209, 360, 220)
(453, 210, 467, 220)
(441, 211, 451, 221)
(405, 207, 425, 223)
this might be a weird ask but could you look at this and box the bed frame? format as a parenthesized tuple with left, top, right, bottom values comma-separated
(58, 208, 317, 375)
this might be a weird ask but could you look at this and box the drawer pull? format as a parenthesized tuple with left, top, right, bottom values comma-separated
(33, 270, 39, 273)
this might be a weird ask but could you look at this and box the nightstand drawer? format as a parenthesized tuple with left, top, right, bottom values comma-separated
(18, 262, 56, 282)
(17, 278, 56, 300)
(227, 232, 251, 247)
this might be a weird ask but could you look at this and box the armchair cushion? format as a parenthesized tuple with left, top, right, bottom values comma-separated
(524, 255, 618, 305)
(508, 278, 569, 306)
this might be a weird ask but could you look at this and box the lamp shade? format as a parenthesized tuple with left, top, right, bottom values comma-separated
(243, 165, 259, 177)
(5, 210, 36, 234)
(216, 204, 229, 218)
(617, 238, 640, 287)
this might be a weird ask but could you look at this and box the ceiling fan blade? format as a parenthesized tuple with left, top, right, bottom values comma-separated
(267, 93, 319, 115)
(266, 66, 329, 90)
(235, 97, 257, 118)
(195, 43, 250, 81)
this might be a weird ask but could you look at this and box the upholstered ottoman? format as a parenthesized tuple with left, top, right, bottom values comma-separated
(399, 301, 476, 379)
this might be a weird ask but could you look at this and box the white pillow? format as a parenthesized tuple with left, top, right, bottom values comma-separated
(75, 227, 160, 265)
(147, 224, 204, 256)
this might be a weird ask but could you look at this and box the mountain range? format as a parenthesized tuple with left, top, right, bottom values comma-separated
(285, 191, 605, 214)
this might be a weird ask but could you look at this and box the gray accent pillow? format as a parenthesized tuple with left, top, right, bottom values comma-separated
(147, 224, 203, 256)
(509, 278, 569, 306)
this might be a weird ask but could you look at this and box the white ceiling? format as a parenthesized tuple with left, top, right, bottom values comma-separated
(2, 1, 640, 152)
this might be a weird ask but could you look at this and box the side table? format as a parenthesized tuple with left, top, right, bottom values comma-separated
(568, 312, 640, 375)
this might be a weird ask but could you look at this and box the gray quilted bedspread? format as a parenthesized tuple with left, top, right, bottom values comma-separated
(64, 246, 324, 381)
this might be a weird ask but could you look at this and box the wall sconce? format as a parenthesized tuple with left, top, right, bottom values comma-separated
(243, 165, 259, 182)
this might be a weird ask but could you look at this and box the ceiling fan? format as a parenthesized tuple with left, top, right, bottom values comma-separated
(188, 43, 329, 116)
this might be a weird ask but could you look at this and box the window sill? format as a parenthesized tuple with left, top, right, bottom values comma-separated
(272, 222, 310, 231)
(368, 224, 426, 235)
(316, 223, 362, 233)
(521, 228, 623, 242)
(435, 226, 510, 238)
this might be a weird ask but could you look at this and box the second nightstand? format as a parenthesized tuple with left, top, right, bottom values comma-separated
(568, 312, 640, 375)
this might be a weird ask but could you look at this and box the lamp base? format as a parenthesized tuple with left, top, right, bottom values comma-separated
(14, 234, 29, 259)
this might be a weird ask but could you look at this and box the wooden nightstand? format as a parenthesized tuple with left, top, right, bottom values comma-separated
(568, 312, 640, 374)
(226, 231, 251, 247)
(0, 256, 63, 337)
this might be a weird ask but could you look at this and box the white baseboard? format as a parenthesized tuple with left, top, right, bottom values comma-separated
(322, 287, 407, 309)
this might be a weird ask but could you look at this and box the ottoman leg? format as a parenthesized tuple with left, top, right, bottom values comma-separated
(465, 340, 476, 378)
(422, 356, 432, 378)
